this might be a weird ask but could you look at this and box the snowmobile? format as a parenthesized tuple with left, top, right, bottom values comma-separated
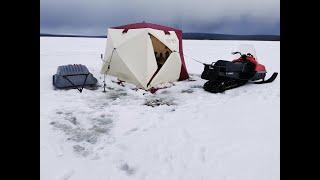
(201, 45, 278, 93)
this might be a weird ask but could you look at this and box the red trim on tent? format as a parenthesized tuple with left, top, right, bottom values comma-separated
(111, 22, 189, 80)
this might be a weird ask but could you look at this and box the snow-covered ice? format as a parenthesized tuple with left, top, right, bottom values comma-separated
(40, 37, 280, 180)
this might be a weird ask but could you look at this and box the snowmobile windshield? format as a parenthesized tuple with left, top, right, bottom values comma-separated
(232, 44, 258, 60)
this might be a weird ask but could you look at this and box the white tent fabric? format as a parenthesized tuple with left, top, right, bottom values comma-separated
(101, 28, 182, 90)
(148, 52, 181, 88)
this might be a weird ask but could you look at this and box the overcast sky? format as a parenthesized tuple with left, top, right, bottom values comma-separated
(40, 0, 280, 35)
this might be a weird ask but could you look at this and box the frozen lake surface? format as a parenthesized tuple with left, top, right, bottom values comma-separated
(40, 37, 280, 180)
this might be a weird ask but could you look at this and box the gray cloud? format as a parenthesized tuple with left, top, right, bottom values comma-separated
(40, 0, 280, 35)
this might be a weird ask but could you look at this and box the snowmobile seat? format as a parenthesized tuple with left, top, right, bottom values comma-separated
(201, 60, 256, 81)
(53, 64, 98, 92)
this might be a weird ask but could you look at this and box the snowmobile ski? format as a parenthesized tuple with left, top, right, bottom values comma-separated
(253, 72, 278, 84)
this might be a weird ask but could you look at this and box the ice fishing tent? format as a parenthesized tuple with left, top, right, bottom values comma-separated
(101, 22, 189, 90)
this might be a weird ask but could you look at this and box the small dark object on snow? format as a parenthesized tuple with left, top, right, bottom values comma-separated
(201, 52, 278, 93)
(53, 64, 98, 92)
(144, 98, 175, 107)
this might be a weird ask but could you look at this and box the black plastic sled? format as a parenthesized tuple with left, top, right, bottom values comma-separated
(53, 64, 98, 92)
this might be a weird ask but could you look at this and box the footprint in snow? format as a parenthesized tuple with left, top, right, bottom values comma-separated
(119, 162, 136, 175)
(59, 170, 75, 180)
(181, 89, 194, 93)
(124, 127, 139, 135)
(190, 85, 203, 89)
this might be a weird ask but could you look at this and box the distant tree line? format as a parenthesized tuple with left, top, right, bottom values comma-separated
(40, 33, 280, 41)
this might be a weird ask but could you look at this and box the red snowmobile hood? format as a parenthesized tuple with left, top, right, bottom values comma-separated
(232, 56, 266, 72)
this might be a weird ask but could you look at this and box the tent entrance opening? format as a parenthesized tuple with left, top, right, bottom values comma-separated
(150, 34, 172, 70)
